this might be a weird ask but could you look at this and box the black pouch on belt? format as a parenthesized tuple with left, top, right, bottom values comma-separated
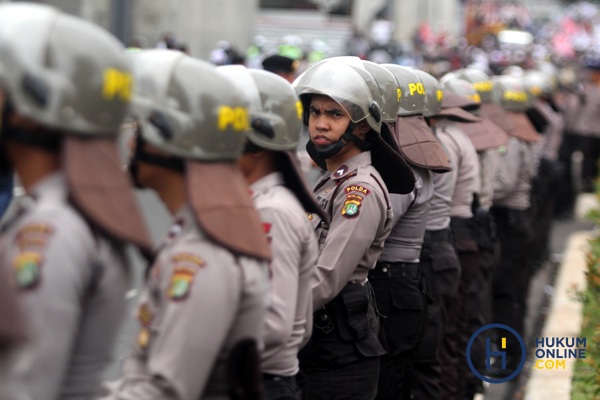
(333, 283, 369, 342)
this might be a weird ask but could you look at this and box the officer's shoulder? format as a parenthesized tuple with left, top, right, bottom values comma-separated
(170, 237, 241, 274)
(29, 202, 94, 240)
(337, 172, 384, 198)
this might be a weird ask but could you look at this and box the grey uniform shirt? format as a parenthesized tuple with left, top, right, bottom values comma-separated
(379, 166, 433, 263)
(570, 83, 600, 138)
(0, 173, 131, 400)
(427, 138, 456, 231)
(251, 172, 318, 377)
(493, 137, 534, 210)
(478, 148, 501, 210)
(532, 99, 565, 166)
(310, 151, 393, 310)
(436, 121, 480, 219)
(103, 204, 270, 400)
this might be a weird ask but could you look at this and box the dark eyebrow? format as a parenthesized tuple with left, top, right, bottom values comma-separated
(309, 105, 344, 114)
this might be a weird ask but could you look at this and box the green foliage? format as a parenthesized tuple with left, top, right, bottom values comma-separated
(572, 184, 600, 399)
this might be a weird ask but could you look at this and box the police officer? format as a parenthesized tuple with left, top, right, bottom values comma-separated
(424, 74, 482, 400)
(569, 56, 600, 193)
(554, 66, 584, 218)
(369, 63, 451, 400)
(262, 54, 300, 84)
(489, 75, 540, 376)
(221, 65, 323, 400)
(410, 70, 463, 400)
(102, 50, 271, 399)
(293, 59, 415, 400)
(439, 75, 510, 399)
(523, 69, 564, 269)
(0, 4, 153, 399)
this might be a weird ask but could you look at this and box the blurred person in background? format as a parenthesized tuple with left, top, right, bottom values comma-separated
(488, 75, 540, 376)
(373, 63, 451, 400)
(427, 77, 481, 400)
(410, 69, 464, 400)
(222, 65, 324, 400)
(0, 3, 152, 399)
(102, 50, 271, 400)
(565, 56, 600, 193)
(523, 69, 564, 270)
(262, 54, 300, 84)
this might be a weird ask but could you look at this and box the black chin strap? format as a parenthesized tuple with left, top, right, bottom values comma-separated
(306, 122, 371, 169)
(129, 134, 184, 188)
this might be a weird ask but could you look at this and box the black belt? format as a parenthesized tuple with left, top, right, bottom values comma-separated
(423, 228, 452, 244)
(262, 373, 297, 386)
(369, 261, 420, 280)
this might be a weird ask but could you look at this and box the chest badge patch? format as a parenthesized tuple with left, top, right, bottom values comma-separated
(136, 302, 154, 349)
(333, 165, 349, 179)
(341, 194, 363, 218)
(13, 251, 43, 290)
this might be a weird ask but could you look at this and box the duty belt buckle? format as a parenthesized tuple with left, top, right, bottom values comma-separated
(314, 306, 334, 334)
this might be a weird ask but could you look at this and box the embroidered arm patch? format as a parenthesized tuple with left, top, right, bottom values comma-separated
(168, 253, 205, 301)
(341, 194, 363, 218)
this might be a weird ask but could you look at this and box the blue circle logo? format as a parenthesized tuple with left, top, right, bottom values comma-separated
(466, 323, 526, 384)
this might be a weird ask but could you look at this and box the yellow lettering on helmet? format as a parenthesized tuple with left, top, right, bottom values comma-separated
(396, 88, 402, 102)
(295, 100, 303, 120)
(217, 106, 250, 131)
(408, 82, 425, 96)
(468, 93, 482, 103)
(103, 68, 132, 101)
(436, 89, 444, 102)
(503, 90, 528, 103)
(473, 80, 493, 92)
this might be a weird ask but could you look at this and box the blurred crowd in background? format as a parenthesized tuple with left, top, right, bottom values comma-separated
(134, 1, 600, 82)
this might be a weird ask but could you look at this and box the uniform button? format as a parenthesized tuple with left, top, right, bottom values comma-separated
(321, 314, 328, 321)
(382, 267, 388, 273)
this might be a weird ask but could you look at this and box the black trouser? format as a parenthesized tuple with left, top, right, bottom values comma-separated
(490, 206, 532, 365)
(529, 158, 561, 270)
(579, 135, 600, 191)
(412, 229, 461, 400)
(368, 262, 428, 400)
(298, 358, 381, 400)
(465, 239, 501, 398)
(439, 217, 481, 400)
(555, 133, 578, 216)
(264, 374, 301, 400)
(555, 133, 600, 215)
(299, 283, 385, 400)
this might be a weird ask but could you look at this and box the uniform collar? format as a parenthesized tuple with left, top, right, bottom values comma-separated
(249, 172, 284, 199)
(329, 151, 372, 182)
(166, 203, 196, 240)
(28, 172, 68, 204)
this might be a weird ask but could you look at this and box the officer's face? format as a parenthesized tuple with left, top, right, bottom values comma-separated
(308, 95, 353, 148)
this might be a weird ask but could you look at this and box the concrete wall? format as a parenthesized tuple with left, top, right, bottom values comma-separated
(170, 0, 257, 61)
(391, 0, 460, 45)
(11, 0, 257, 61)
